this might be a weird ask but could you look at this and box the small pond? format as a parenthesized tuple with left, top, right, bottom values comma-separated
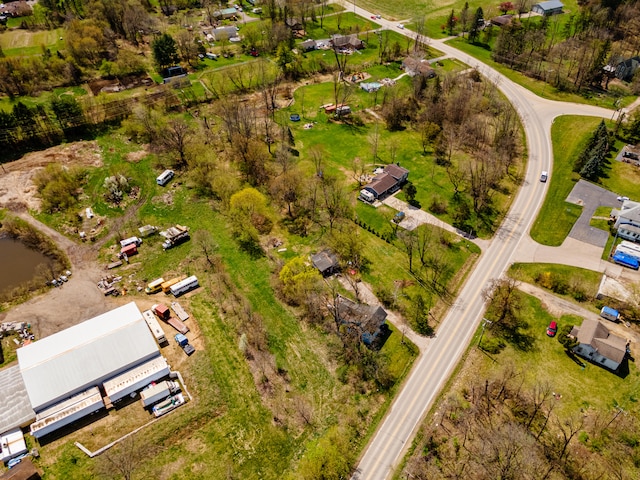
(0, 237, 54, 294)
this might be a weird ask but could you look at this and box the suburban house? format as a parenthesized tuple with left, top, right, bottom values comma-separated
(360, 164, 410, 203)
(570, 318, 628, 370)
(285, 18, 305, 36)
(491, 14, 514, 27)
(331, 34, 364, 52)
(615, 56, 640, 82)
(211, 26, 239, 42)
(531, 0, 564, 15)
(402, 57, 436, 78)
(612, 200, 640, 242)
(311, 250, 340, 277)
(300, 39, 317, 52)
(335, 296, 388, 346)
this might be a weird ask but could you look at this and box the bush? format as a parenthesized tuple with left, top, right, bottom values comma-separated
(481, 336, 506, 354)
(429, 196, 448, 214)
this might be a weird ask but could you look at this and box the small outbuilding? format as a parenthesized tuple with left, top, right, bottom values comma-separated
(311, 250, 340, 277)
(531, 0, 564, 16)
(300, 39, 317, 52)
(0, 458, 41, 480)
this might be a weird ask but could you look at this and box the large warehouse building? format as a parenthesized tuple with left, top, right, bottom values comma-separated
(0, 302, 170, 443)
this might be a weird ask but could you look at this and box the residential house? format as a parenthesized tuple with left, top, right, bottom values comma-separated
(300, 39, 317, 52)
(491, 14, 513, 27)
(615, 56, 640, 82)
(285, 17, 304, 36)
(311, 250, 340, 277)
(335, 296, 388, 345)
(402, 57, 436, 78)
(570, 318, 628, 370)
(360, 164, 410, 203)
(212, 26, 240, 42)
(612, 200, 640, 242)
(531, 0, 564, 15)
(331, 34, 364, 52)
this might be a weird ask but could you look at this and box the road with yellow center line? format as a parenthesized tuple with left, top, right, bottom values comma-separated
(343, 3, 617, 479)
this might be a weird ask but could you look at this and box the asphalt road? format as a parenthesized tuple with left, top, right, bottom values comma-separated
(342, 4, 619, 480)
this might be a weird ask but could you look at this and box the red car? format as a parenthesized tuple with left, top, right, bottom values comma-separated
(546, 321, 557, 337)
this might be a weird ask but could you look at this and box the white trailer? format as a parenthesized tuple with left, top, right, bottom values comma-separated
(169, 275, 199, 297)
(171, 302, 190, 322)
(142, 309, 167, 344)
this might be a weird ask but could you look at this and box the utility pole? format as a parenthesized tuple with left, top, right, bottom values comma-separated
(477, 318, 492, 348)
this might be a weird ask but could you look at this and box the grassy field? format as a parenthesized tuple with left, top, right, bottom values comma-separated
(0, 28, 65, 56)
(32, 131, 429, 479)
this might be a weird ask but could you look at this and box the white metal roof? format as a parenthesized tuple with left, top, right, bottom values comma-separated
(0, 365, 35, 435)
(103, 356, 170, 401)
(17, 302, 160, 411)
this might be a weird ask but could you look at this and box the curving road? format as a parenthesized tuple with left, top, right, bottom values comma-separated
(342, 3, 619, 480)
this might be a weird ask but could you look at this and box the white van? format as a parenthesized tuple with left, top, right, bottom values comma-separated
(120, 236, 142, 248)
(156, 169, 175, 186)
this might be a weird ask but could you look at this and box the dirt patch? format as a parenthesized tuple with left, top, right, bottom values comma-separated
(125, 147, 150, 163)
(0, 141, 102, 212)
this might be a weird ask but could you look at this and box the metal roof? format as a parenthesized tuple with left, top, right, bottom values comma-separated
(0, 365, 35, 435)
(534, 0, 564, 10)
(17, 302, 160, 411)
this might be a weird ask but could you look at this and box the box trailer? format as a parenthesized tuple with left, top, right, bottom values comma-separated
(145, 277, 165, 294)
(169, 275, 199, 297)
(142, 309, 167, 344)
(161, 276, 186, 294)
(120, 243, 138, 256)
(613, 251, 639, 270)
(166, 317, 189, 335)
(140, 380, 180, 408)
(152, 303, 171, 320)
(600, 306, 620, 322)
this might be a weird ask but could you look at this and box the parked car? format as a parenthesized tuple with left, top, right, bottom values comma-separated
(398, 24, 404, 29)
(371, 15, 376, 19)
(617, 196, 629, 201)
(376, 14, 381, 19)
(393, 212, 405, 223)
(540, 171, 548, 182)
(546, 321, 557, 337)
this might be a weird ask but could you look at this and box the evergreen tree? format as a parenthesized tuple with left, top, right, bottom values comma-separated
(152, 33, 180, 71)
(469, 7, 484, 42)
(446, 9, 456, 36)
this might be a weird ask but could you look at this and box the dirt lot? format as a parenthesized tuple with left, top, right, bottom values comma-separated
(0, 142, 133, 338)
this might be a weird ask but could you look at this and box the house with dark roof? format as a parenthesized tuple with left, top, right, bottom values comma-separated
(402, 57, 436, 78)
(311, 250, 340, 277)
(335, 296, 388, 345)
(331, 34, 364, 51)
(612, 199, 640, 243)
(615, 56, 640, 82)
(570, 318, 628, 370)
(531, 0, 564, 15)
(491, 14, 513, 27)
(360, 164, 410, 203)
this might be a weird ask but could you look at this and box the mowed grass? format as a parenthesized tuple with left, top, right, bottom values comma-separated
(530, 116, 600, 245)
(477, 291, 639, 417)
(0, 28, 64, 56)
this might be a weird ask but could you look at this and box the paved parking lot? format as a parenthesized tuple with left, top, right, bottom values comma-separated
(565, 180, 619, 247)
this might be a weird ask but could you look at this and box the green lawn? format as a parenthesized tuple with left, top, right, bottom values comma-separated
(303, 11, 380, 39)
(0, 28, 64, 55)
(480, 291, 639, 417)
(530, 116, 600, 245)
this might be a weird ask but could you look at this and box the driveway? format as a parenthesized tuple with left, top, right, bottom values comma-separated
(565, 180, 619, 247)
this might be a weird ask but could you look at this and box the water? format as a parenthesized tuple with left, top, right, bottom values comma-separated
(0, 237, 54, 293)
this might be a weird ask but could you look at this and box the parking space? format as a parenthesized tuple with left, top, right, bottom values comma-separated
(565, 180, 619, 247)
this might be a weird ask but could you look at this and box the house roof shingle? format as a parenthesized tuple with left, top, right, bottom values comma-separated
(336, 296, 387, 334)
(367, 172, 398, 196)
(574, 318, 627, 364)
(311, 250, 339, 274)
(384, 163, 409, 180)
